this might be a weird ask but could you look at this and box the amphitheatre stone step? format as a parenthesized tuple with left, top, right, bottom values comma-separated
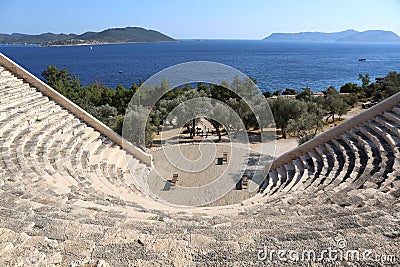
(315, 145, 333, 182)
(0, 85, 34, 102)
(362, 124, 395, 186)
(301, 150, 322, 190)
(335, 138, 356, 180)
(1, 54, 400, 265)
(0, 75, 20, 86)
(372, 119, 400, 153)
(342, 132, 368, 179)
(352, 128, 382, 176)
(287, 158, 307, 192)
(325, 141, 343, 179)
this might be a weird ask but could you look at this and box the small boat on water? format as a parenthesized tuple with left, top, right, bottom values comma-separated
(358, 58, 366, 62)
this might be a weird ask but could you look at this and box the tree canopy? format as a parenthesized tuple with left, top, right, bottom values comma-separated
(42, 66, 400, 147)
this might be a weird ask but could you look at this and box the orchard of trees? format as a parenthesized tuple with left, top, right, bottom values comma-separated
(41, 66, 400, 146)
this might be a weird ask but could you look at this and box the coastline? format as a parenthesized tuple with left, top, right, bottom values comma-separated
(1, 41, 397, 92)
(0, 40, 179, 48)
(41, 40, 179, 47)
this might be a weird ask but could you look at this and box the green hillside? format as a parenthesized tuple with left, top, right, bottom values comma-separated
(0, 27, 176, 45)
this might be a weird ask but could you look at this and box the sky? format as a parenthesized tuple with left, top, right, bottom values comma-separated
(1, 0, 400, 39)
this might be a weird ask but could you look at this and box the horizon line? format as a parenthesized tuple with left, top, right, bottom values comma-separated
(1, 27, 400, 39)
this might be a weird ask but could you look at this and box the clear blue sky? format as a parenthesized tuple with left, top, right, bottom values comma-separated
(1, 0, 400, 39)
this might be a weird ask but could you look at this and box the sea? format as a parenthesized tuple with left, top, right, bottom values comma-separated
(1, 40, 399, 93)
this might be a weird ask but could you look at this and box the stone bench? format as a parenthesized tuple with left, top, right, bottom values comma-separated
(361, 124, 395, 173)
(0, 75, 20, 86)
(4, 91, 43, 108)
(324, 141, 342, 181)
(348, 129, 375, 172)
(354, 127, 383, 173)
(372, 119, 400, 154)
(294, 154, 316, 191)
(358, 125, 394, 188)
(0, 85, 34, 101)
(270, 166, 287, 196)
(302, 150, 324, 191)
(314, 145, 335, 187)
(382, 111, 400, 126)
(341, 133, 368, 179)
(285, 158, 307, 192)
(280, 161, 297, 193)
(335, 138, 356, 180)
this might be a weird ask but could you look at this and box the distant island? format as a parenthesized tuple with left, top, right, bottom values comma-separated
(0, 27, 176, 46)
(263, 29, 400, 42)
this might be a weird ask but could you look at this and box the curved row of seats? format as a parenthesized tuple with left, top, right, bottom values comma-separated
(1, 164, 399, 266)
(2, 64, 400, 206)
(0, 66, 152, 214)
(2, 59, 400, 266)
(261, 104, 400, 203)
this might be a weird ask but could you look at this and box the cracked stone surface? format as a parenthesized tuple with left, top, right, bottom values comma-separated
(0, 59, 400, 266)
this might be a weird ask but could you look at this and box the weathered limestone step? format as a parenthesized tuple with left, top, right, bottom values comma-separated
(291, 155, 314, 192)
(335, 137, 356, 181)
(315, 146, 331, 183)
(324, 141, 342, 182)
(352, 128, 382, 176)
(0, 96, 50, 131)
(343, 132, 369, 179)
(361, 124, 395, 187)
(287, 157, 307, 192)
(372, 119, 400, 154)
(0, 84, 34, 102)
(0, 76, 22, 88)
(261, 169, 278, 195)
(302, 150, 323, 191)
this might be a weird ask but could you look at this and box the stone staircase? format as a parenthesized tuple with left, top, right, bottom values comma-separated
(0, 53, 399, 266)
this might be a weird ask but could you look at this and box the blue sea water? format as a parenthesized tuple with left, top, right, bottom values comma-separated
(1, 40, 399, 92)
